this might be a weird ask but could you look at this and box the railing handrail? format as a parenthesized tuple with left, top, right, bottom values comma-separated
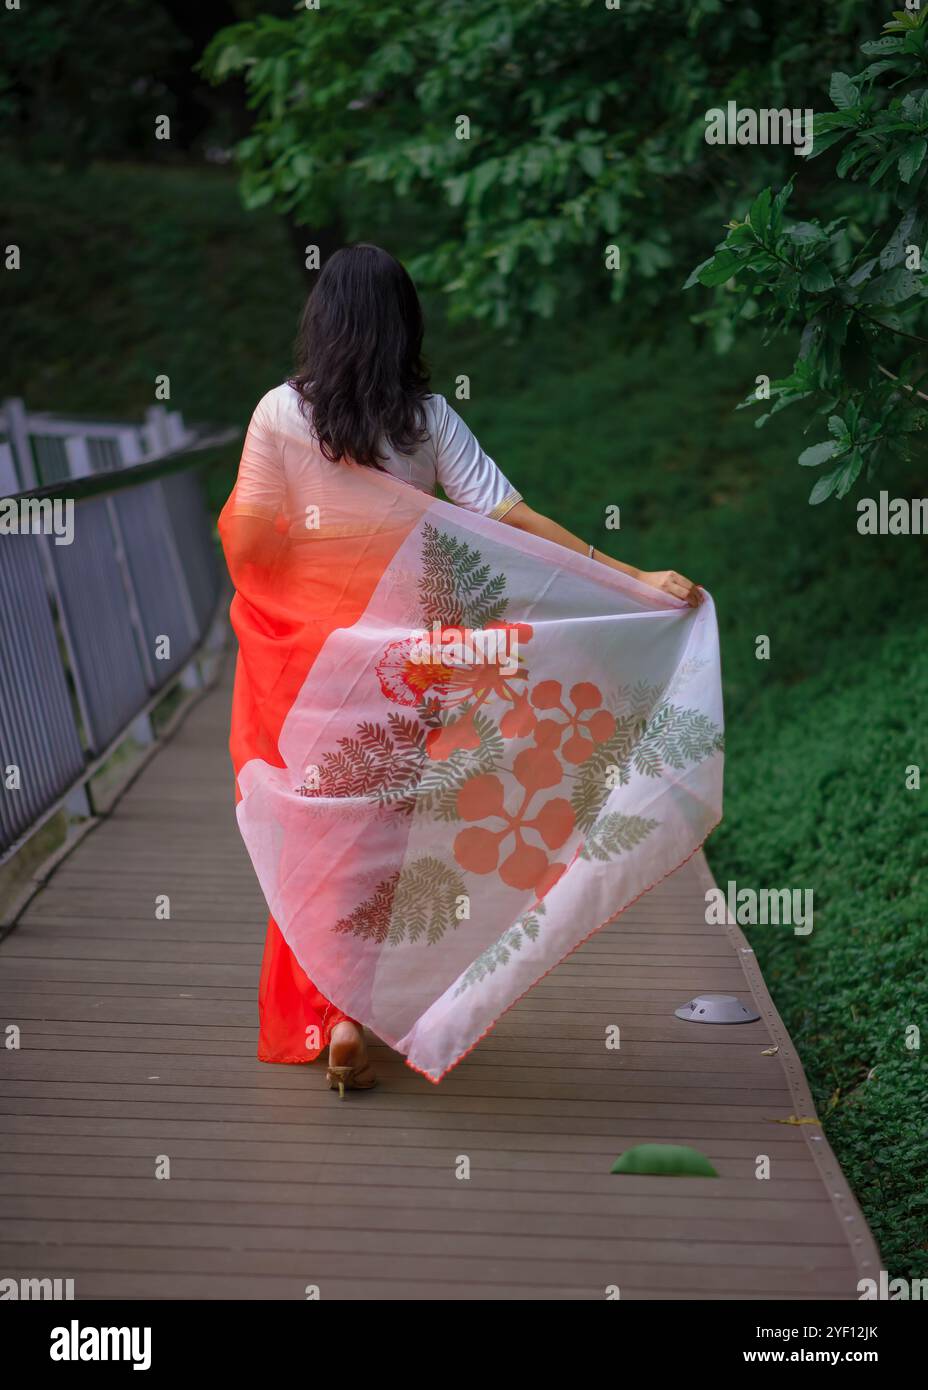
(10, 428, 240, 504)
(0, 412, 233, 865)
(1, 396, 241, 495)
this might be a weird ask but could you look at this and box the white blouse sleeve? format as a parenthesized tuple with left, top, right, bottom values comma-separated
(230, 393, 287, 520)
(429, 395, 522, 520)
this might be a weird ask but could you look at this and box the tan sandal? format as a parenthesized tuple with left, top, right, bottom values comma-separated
(326, 1061, 378, 1099)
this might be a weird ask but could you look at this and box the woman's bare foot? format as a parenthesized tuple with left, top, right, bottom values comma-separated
(326, 1020, 377, 1097)
(328, 1019, 367, 1068)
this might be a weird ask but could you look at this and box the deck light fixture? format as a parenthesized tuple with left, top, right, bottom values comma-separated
(674, 992, 761, 1024)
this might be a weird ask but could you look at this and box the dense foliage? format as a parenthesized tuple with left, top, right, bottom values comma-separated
(202, 1, 876, 323)
(688, 8, 928, 500)
(203, 1, 926, 497)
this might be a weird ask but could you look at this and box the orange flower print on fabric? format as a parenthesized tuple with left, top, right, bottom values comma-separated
(376, 620, 534, 762)
(450, 678, 616, 898)
(531, 680, 617, 764)
(375, 637, 456, 706)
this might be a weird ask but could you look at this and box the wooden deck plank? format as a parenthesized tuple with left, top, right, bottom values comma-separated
(0, 658, 880, 1299)
(0, 1170, 847, 1222)
(0, 1034, 786, 1069)
(0, 1255, 861, 1299)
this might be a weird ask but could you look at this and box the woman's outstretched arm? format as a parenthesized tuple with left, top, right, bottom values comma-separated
(500, 501, 704, 608)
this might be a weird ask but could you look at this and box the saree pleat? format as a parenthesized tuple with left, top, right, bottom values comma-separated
(226, 520, 422, 1062)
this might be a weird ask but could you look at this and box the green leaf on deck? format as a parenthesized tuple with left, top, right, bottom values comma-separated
(610, 1143, 719, 1177)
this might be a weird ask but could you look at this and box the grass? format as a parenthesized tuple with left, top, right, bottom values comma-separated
(6, 157, 926, 1277)
(2, 159, 298, 428)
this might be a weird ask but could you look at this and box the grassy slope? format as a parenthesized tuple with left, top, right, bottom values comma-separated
(6, 160, 925, 1276)
(2, 160, 298, 427)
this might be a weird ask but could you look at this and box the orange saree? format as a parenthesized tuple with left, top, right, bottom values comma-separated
(224, 509, 420, 1063)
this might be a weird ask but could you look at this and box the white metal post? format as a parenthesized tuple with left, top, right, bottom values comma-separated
(2, 398, 37, 489)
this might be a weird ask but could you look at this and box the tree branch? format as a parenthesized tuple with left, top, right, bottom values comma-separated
(877, 363, 928, 403)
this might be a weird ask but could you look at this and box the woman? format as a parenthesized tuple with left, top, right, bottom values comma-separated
(219, 244, 721, 1096)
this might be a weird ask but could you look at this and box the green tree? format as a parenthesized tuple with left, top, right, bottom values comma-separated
(687, 8, 928, 502)
(202, 0, 874, 328)
(203, 1, 925, 496)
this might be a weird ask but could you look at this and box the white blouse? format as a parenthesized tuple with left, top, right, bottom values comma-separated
(234, 384, 522, 528)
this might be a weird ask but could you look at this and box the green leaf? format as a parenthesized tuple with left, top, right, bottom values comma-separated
(725, 222, 759, 249)
(787, 221, 826, 246)
(240, 176, 275, 209)
(861, 267, 923, 304)
(826, 311, 851, 348)
(748, 187, 772, 235)
(801, 262, 835, 293)
(834, 449, 865, 498)
(880, 210, 919, 269)
(445, 173, 469, 208)
(808, 463, 846, 504)
(770, 179, 794, 232)
(611, 1144, 719, 1178)
(837, 142, 868, 178)
(211, 43, 246, 81)
(291, 152, 313, 181)
(683, 257, 713, 290)
(847, 256, 878, 288)
(869, 150, 902, 186)
(805, 128, 853, 160)
(697, 250, 742, 286)
(830, 72, 861, 110)
(898, 137, 927, 184)
(578, 144, 604, 178)
(598, 187, 621, 232)
(529, 278, 557, 317)
(859, 37, 905, 55)
(798, 439, 840, 467)
(888, 8, 922, 30)
(852, 58, 908, 83)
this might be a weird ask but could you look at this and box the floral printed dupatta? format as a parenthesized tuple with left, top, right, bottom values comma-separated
(220, 460, 723, 1082)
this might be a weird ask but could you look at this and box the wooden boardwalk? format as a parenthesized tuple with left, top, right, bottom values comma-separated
(0, 654, 880, 1300)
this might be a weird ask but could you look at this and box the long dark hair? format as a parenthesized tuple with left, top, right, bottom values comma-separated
(290, 244, 430, 468)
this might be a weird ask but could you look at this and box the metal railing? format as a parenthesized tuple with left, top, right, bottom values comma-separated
(0, 397, 197, 492)
(0, 401, 239, 861)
